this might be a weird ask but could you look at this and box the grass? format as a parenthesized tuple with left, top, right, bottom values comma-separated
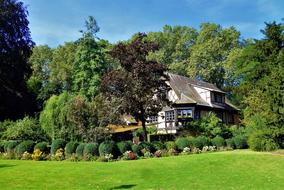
(0, 150, 283, 190)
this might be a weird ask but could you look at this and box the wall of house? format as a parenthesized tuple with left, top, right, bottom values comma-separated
(193, 86, 211, 105)
(156, 111, 177, 134)
(167, 89, 178, 102)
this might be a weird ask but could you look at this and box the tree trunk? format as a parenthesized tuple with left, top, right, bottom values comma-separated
(141, 119, 147, 142)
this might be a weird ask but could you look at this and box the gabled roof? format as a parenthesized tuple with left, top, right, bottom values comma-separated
(167, 73, 238, 111)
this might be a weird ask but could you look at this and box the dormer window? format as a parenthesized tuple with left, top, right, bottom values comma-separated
(211, 92, 225, 103)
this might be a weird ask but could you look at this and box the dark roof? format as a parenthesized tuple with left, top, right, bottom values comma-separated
(167, 73, 238, 111)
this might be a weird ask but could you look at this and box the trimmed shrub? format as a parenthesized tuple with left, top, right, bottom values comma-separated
(75, 143, 85, 158)
(117, 141, 132, 154)
(232, 135, 247, 149)
(83, 143, 99, 156)
(99, 141, 119, 158)
(34, 142, 49, 153)
(193, 136, 210, 149)
(151, 141, 166, 151)
(131, 142, 155, 156)
(15, 140, 35, 155)
(248, 131, 279, 151)
(225, 138, 235, 148)
(211, 136, 225, 148)
(65, 142, 79, 156)
(165, 141, 177, 150)
(175, 137, 191, 151)
(3, 141, 19, 152)
(51, 139, 66, 155)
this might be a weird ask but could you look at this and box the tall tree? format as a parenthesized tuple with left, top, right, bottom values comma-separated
(147, 25, 198, 76)
(188, 23, 241, 88)
(0, 0, 36, 120)
(236, 21, 284, 145)
(72, 16, 108, 100)
(101, 33, 169, 141)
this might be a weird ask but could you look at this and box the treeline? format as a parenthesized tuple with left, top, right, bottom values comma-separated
(0, 0, 283, 151)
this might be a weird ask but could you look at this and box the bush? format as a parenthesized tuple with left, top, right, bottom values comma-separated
(211, 136, 225, 148)
(165, 141, 177, 150)
(51, 139, 66, 155)
(99, 141, 119, 158)
(151, 141, 166, 151)
(51, 148, 64, 161)
(75, 143, 85, 158)
(83, 143, 99, 156)
(117, 141, 132, 154)
(232, 135, 247, 149)
(32, 149, 43, 161)
(193, 136, 210, 149)
(225, 138, 235, 148)
(248, 131, 279, 151)
(175, 137, 191, 151)
(34, 142, 49, 153)
(3, 141, 19, 152)
(15, 140, 35, 155)
(65, 142, 79, 157)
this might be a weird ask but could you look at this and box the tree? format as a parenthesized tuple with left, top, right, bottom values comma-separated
(72, 16, 108, 100)
(101, 33, 169, 141)
(27, 45, 54, 105)
(147, 25, 198, 76)
(188, 23, 241, 88)
(236, 21, 284, 147)
(0, 0, 36, 120)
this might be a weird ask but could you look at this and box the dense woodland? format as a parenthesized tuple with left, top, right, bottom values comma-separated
(0, 0, 284, 156)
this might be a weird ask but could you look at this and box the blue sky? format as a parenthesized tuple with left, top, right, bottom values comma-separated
(22, 0, 284, 47)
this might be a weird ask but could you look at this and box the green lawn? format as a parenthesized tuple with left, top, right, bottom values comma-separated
(0, 150, 283, 190)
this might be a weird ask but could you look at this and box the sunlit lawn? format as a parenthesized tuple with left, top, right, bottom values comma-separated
(0, 150, 283, 190)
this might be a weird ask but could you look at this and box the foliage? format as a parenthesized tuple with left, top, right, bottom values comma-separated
(32, 149, 43, 161)
(117, 141, 132, 155)
(34, 142, 48, 153)
(151, 141, 165, 151)
(83, 143, 99, 156)
(175, 137, 191, 151)
(75, 143, 85, 158)
(3, 141, 19, 153)
(0, 0, 37, 120)
(192, 136, 210, 149)
(21, 151, 32, 160)
(225, 138, 235, 148)
(211, 136, 225, 148)
(121, 151, 137, 160)
(99, 141, 119, 158)
(65, 142, 79, 157)
(2, 116, 48, 141)
(15, 140, 35, 155)
(51, 148, 65, 161)
(101, 33, 169, 141)
(248, 130, 279, 151)
(51, 139, 65, 155)
(165, 141, 177, 151)
(232, 135, 247, 149)
(188, 23, 241, 89)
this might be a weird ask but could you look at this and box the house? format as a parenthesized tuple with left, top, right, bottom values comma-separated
(146, 73, 239, 134)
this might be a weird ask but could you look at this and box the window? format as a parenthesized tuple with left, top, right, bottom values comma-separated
(212, 92, 224, 103)
(177, 109, 193, 118)
(165, 111, 175, 121)
(147, 116, 158, 123)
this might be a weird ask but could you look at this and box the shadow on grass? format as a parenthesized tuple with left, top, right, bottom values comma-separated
(109, 184, 136, 189)
(0, 164, 16, 168)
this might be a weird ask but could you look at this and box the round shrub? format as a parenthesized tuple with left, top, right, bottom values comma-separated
(51, 139, 66, 155)
(117, 141, 132, 154)
(4, 141, 19, 152)
(211, 136, 225, 148)
(131, 144, 139, 155)
(99, 141, 119, 158)
(76, 143, 85, 158)
(83, 143, 99, 156)
(65, 142, 79, 156)
(15, 140, 35, 155)
(193, 136, 210, 149)
(131, 142, 155, 156)
(248, 131, 279, 151)
(34, 142, 49, 153)
(225, 138, 235, 148)
(151, 141, 166, 151)
(165, 141, 177, 150)
(175, 137, 191, 151)
(232, 135, 247, 149)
